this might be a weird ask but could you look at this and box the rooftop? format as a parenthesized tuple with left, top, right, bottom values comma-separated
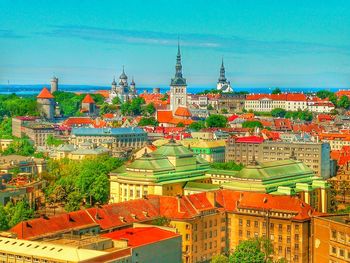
(37, 87, 54, 99)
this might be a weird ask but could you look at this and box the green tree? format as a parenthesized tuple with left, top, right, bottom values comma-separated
(3, 138, 35, 156)
(207, 104, 214, 110)
(142, 103, 156, 116)
(221, 108, 228, 114)
(65, 191, 83, 212)
(316, 90, 333, 99)
(337, 95, 350, 109)
(6, 201, 34, 228)
(99, 103, 115, 115)
(0, 205, 9, 231)
(0, 118, 13, 139)
(210, 161, 243, 171)
(46, 135, 63, 147)
(271, 108, 287, 118)
(206, 114, 228, 128)
(230, 238, 265, 263)
(152, 216, 170, 226)
(160, 93, 169, 101)
(112, 96, 122, 105)
(176, 122, 185, 127)
(138, 117, 158, 126)
(242, 121, 263, 129)
(211, 254, 229, 263)
(271, 88, 281, 94)
(189, 121, 205, 131)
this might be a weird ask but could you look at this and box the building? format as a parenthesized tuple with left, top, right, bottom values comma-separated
(37, 87, 55, 120)
(312, 215, 350, 263)
(50, 142, 110, 160)
(258, 140, 332, 179)
(109, 139, 211, 202)
(109, 67, 137, 103)
(22, 122, 56, 147)
(218, 94, 245, 113)
(216, 59, 233, 93)
(102, 225, 182, 263)
(9, 190, 322, 263)
(0, 138, 13, 152)
(170, 43, 187, 113)
(209, 159, 330, 213)
(81, 94, 97, 115)
(0, 155, 46, 175)
(50, 76, 58, 93)
(70, 127, 147, 157)
(244, 93, 335, 113)
(225, 136, 264, 164)
(226, 136, 332, 178)
(180, 139, 226, 163)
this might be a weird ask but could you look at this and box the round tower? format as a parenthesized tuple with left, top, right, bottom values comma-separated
(50, 76, 58, 93)
(37, 87, 55, 120)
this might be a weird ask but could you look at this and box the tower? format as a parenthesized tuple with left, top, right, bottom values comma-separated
(170, 42, 187, 113)
(111, 77, 117, 91)
(37, 87, 55, 120)
(50, 76, 58, 93)
(130, 77, 136, 95)
(217, 58, 232, 93)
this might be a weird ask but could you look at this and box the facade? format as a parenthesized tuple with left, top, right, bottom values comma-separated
(37, 87, 55, 120)
(170, 44, 187, 113)
(226, 136, 332, 178)
(0, 155, 46, 175)
(109, 139, 211, 203)
(312, 215, 350, 263)
(50, 142, 110, 160)
(12, 116, 39, 138)
(81, 94, 97, 115)
(109, 67, 137, 103)
(216, 59, 233, 93)
(208, 159, 330, 213)
(9, 190, 322, 263)
(70, 127, 147, 157)
(218, 94, 245, 113)
(0, 138, 13, 152)
(180, 139, 226, 163)
(245, 93, 335, 113)
(22, 122, 56, 147)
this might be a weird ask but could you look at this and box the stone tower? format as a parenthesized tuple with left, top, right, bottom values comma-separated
(217, 58, 232, 93)
(37, 87, 55, 120)
(50, 76, 59, 93)
(170, 42, 187, 113)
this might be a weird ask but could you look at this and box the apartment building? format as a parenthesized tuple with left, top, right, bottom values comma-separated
(226, 136, 332, 178)
(313, 215, 350, 263)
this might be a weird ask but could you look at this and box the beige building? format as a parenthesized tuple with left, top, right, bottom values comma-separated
(180, 139, 226, 163)
(22, 122, 56, 147)
(226, 137, 332, 178)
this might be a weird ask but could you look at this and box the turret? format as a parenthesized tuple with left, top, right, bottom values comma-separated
(50, 76, 58, 93)
(37, 87, 55, 120)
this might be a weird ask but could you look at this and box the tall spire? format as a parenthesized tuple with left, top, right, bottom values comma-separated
(171, 39, 186, 86)
(218, 57, 227, 83)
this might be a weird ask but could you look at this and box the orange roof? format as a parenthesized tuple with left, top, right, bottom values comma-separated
(103, 113, 115, 119)
(157, 110, 174, 123)
(62, 117, 93, 127)
(82, 94, 95, 104)
(95, 90, 110, 98)
(37, 87, 54, 99)
(174, 107, 192, 117)
(246, 93, 307, 101)
(102, 227, 180, 247)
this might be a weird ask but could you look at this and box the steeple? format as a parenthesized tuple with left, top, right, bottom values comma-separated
(218, 57, 227, 83)
(170, 40, 186, 86)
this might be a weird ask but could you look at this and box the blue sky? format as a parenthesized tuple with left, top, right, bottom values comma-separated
(0, 0, 349, 88)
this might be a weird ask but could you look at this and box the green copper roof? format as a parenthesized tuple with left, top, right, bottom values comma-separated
(127, 154, 174, 172)
(152, 140, 193, 157)
(184, 182, 220, 191)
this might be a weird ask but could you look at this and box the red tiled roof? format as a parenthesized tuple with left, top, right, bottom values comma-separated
(82, 94, 95, 104)
(274, 118, 292, 131)
(286, 93, 307, 101)
(174, 107, 192, 117)
(103, 113, 115, 119)
(102, 227, 180, 247)
(62, 117, 93, 127)
(317, 114, 334, 122)
(157, 110, 173, 123)
(228, 115, 239, 122)
(246, 93, 307, 101)
(95, 90, 110, 98)
(37, 87, 54, 99)
(235, 136, 264, 144)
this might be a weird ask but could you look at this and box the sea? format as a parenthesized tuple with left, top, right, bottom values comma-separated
(0, 84, 347, 96)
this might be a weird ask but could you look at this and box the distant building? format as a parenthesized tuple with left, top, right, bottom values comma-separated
(109, 67, 137, 103)
(313, 215, 350, 263)
(81, 94, 97, 115)
(22, 122, 56, 147)
(218, 93, 245, 112)
(12, 116, 39, 138)
(50, 76, 58, 93)
(70, 127, 147, 157)
(180, 139, 226, 163)
(37, 87, 55, 120)
(109, 139, 211, 203)
(51, 142, 110, 160)
(216, 59, 233, 93)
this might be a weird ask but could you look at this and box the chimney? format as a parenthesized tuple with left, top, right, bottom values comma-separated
(176, 194, 182, 213)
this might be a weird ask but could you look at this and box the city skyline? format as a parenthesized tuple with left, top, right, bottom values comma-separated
(1, 0, 350, 88)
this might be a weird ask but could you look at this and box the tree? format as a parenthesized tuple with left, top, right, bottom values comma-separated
(0, 205, 9, 231)
(138, 117, 158, 126)
(337, 95, 350, 109)
(0, 118, 13, 139)
(46, 135, 63, 147)
(152, 216, 170, 226)
(176, 122, 185, 127)
(230, 238, 265, 263)
(65, 191, 83, 212)
(242, 121, 263, 129)
(99, 103, 115, 115)
(271, 108, 287, 118)
(271, 88, 281, 94)
(206, 115, 228, 128)
(112, 96, 122, 105)
(211, 254, 229, 263)
(316, 90, 333, 99)
(207, 104, 214, 110)
(3, 138, 35, 156)
(210, 161, 243, 171)
(189, 121, 205, 131)
(221, 108, 228, 114)
(142, 103, 156, 116)
(6, 201, 34, 228)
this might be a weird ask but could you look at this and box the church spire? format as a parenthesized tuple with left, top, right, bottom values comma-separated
(218, 57, 227, 83)
(171, 40, 186, 86)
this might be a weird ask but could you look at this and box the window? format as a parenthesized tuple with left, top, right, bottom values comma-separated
(247, 231, 250, 238)
(287, 225, 291, 233)
(278, 235, 282, 242)
(239, 219, 243, 226)
(239, 230, 242, 237)
(246, 220, 250, 227)
(331, 246, 336, 255)
(278, 224, 282, 231)
(340, 249, 345, 257)
(254, 221, 259, 228)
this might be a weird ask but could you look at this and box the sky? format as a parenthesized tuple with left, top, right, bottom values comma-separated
(0, 0, 350, 88)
